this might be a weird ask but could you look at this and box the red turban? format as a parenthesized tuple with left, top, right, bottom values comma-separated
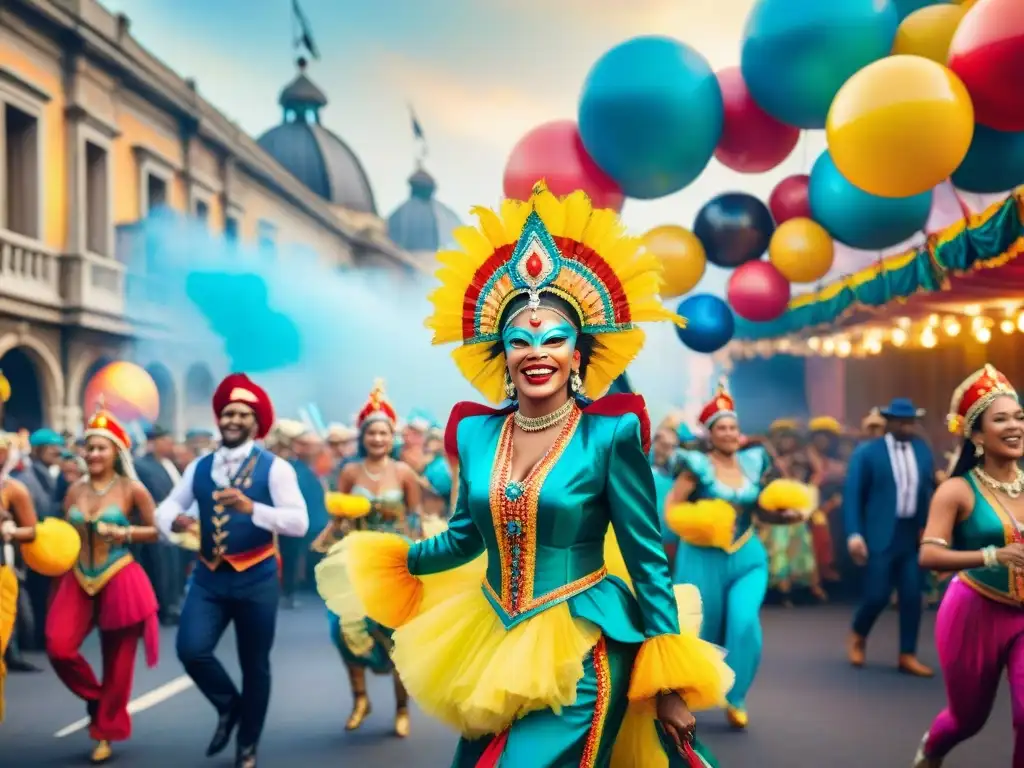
(212, 373, 274, 439)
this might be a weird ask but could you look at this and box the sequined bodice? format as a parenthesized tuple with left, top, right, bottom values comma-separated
(352, 485, 409, 533)
(68, 504, 133, 587)
(682, 448, 768, 541)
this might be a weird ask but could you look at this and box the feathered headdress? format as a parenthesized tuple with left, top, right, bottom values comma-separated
(947, 364, 1017, 437)
(425, 182, 685, 403)
(357, 379, 398, 429)
(698, 378, 736, 429)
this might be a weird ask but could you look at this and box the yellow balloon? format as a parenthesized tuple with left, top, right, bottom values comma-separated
(768, 218, 835, 284)
(893, 5, 967, 63)
(826, 55, 974, 198)
(643, 225, 706, 299)
(20, 518, 80, 577)
(956, 0, 978, 8)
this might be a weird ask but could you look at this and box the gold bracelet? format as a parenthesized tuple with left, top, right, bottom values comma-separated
(921, 537, 949, 548)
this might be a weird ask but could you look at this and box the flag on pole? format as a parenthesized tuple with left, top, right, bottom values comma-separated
(410, 106, 425, 141)
(291, 0, 320, 60)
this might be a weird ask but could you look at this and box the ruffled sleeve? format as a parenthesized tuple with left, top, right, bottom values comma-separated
(605, 413, 733, 711)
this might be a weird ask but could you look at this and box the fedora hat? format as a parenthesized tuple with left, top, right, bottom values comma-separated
(879, 397, 923, 420)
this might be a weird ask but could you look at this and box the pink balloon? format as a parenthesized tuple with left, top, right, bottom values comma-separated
(503, 120, 624, 211)
(768, 175, 811, 225)
(714, 68, 800, 174)
(727, 260, 791, 322)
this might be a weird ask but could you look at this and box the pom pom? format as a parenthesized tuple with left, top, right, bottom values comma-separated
(325, 492, 372, 519)
(664, 499, 736, 549)
(758, 478, 816, 521)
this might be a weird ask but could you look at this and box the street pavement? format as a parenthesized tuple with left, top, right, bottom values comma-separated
(1, 601, 1012, 767)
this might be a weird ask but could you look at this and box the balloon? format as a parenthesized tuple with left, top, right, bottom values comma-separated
(768, 175, 812, 225)
(83, 361, 160, 424)
(727, 261, 792, 322)
(894, 0, 951, 19)
(893, 5, 967, 62)
(769, 218, 836, 283)
(675, 294, 735, 353)
(741, 0, 899, 129)
(578, 36, 723, 199)
(809, 151, 933, 249)
(503, 120, 624, 212)
(693, 193, 775, 269)
(642, 226, 707, 299)
(952, 124, 1024, 193)
(713, 67, 800, 173)
(826, 55, 974, 198)
(948, 0, 1024, 132)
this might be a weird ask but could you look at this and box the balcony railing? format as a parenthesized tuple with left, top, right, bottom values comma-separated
(0, 227, 61, 308)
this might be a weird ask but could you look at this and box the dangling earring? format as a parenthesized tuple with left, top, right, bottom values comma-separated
(504, 370, 517, 400)
(975, 442, 984, 458)
(570, 369, 583, 394)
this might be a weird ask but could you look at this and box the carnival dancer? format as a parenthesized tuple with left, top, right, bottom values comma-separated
(844, 397, 934, 676)
(46, 408, 161, 763)
(663, 388, 808, 730)
(311, 380, 423, 737)
(156, 374, 308, 768)
(317, 183, 734, 767)
(914, 366, 1024, 768)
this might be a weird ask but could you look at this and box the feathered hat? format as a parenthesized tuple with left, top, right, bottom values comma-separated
(808, 416, 842, 434)
(212, 373, 274, 439)
(698, 378, 737, 429)
(424, 182, 685, 403)
(947, 364, 1017, 437)
(357, 379, 398, 429)
(83, 404, 137, 480)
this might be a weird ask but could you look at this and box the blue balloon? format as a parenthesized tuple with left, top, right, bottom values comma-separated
(893, 0, 949, 20)
(578, 36, 723, 199)
(741, 0, 898, 129)
(809, 151, 932, 250)
(952, 125, 1024, 194)
(675, 294, 735, 354)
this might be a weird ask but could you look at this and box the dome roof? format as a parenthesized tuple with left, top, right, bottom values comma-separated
(387, 167, 462, 253)
(256, 60, 377, 214)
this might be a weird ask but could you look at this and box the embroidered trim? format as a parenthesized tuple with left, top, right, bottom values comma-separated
(580, 636, 611, 768)
(73, 554, 133, 596)
(489, 408, 582, 616)
(958, 572, 1024, 606)
(482, 566, 608, 623)
(200, 542, 276, 572)
(967, 481, 1023, 600)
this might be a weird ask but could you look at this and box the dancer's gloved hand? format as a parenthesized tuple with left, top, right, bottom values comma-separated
(656, 691, 696, 753)
(213, 488, 254, 514)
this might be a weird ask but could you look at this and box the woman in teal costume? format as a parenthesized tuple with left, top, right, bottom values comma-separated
(312, 380, 421, 738)
(318, 184, 733, 768)
(664, 382, 803, 731)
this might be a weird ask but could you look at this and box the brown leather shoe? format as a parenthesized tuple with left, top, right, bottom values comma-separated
(848, 633, 866, 667)
(898, 654, 934, 677)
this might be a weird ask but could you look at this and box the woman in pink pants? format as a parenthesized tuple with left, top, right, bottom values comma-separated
(916, 365, 1024, 768)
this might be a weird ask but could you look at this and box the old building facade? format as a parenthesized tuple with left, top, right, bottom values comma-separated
(0, 0, 419, 435)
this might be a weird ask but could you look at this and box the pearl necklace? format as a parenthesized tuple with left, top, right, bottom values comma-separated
(973, 466, 1024, 499)
(89, 476, 118, 497)
(513, 399, 576, 432)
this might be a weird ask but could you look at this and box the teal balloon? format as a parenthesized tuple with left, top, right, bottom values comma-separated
(952, 125, 1024, 194)
(894, 0, 950, 20)
(578, 36, 723, 199)
(809, 151, 932, 250)
(741, 0, 899, 129)
(675, 294, 734, 354)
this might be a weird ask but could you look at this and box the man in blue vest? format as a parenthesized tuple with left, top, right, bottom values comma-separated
(843, 397, 934, 677)
(156, 374, 308, 768)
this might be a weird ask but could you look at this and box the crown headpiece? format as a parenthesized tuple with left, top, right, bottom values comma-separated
(84, 396, 132, 452)
(357, 379, 398, 428)
(698, 378, 737, 429)
(425, 182, 684, 403)
(947, 364, 1018, 437)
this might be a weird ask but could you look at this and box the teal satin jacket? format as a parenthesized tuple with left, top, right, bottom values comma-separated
(407, 399, 681, 645)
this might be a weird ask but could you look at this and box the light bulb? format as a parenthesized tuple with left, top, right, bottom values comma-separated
(972, 315, 986, 331)
(891, 328, 908, 346)
(807, 336, 821, 351)
(976, 327, 992, 344)
(822, 338, 836, 355)
(927, 314, 939, 327)
(1017, 313, 1024, 332)
(896, 316, 912, 329)
(837, 339, 852, 357)
(964, 304, 981, 316)
(1001, 319, 1015, 334)
(944, 319, 961, 337)
(866, 338, 883, 354)
(921, 328, 937, 348)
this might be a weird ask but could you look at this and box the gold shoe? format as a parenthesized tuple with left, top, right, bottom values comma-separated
(90, 740, 112, 763)
(726, 706, 748, 729)
(345, 695, 371, 731)
(395, 707, 410, 738)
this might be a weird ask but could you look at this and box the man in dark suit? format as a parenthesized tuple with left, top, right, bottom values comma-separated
(135, 425, 184, 625)
(843, 397, 935, 677)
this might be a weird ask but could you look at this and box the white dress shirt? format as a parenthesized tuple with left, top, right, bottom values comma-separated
(155, 440, 309, 541)
(885, 433, 919, 519)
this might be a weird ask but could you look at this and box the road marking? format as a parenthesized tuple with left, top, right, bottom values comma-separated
(54, 675, 194, 738)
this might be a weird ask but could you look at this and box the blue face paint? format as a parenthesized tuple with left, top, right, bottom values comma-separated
(502, 321, 578, 355)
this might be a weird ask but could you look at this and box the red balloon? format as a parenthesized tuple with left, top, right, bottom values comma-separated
(948, 0, 1024, 131)
(503, 120, 624, 211)
(727, 260, 791, 322)
(714, 67, 801, 174)
(768, 174, 811, 224)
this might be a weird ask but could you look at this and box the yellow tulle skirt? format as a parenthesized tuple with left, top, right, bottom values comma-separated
(0, 563, 18, 723)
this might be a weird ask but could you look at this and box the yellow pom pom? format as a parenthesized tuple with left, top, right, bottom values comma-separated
(665, 499, 736, 549)
(325, 492, 372, 519)
(758, 479, 814, 517)
(21, 518, 80, 577)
